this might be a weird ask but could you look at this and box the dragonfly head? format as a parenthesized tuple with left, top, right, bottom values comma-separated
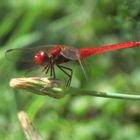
(34, 50, 48, 65)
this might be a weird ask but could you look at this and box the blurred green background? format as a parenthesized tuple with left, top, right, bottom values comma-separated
(0, 0, 140, 139)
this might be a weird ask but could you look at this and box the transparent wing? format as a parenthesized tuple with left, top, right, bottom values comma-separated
(60, 46, 80, 60)
(5, 45, 57, 71)
(60, 46, 88, 79)
(6, 45, 80, 63)
(5, 45, 56, 62)
(78, 58, 88, 80)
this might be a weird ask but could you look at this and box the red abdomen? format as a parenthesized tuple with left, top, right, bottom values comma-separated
(80, 42, 140, 59)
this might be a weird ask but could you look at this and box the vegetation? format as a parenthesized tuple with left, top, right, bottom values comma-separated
(0, 0, 140, 139)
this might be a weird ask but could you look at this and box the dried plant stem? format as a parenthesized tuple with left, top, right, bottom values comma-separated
(10, 77, 140, 100)
(18, 111, 43, 140)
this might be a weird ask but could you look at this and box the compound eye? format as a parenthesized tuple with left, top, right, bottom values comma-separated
(34, 51, 47, 64)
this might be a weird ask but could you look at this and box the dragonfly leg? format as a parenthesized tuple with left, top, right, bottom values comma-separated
(56, 65, 73, 86)
(45, 64, 50, 75)
(49, 64, 56, 79)
(50, 65, 53, 77)
(42, 63, 49, 72)
(43, 62, 56, 79)
(52, 65, 56, 78)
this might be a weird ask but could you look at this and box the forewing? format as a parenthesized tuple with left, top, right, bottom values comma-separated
(60, 46, 88, 79)
(60, 46, 80, 61)
(5, 45, 54, 70)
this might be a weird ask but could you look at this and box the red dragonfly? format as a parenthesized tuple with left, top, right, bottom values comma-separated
(6, 41, 140, 86)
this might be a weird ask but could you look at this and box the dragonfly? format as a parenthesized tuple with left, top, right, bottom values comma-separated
(6, 41, 140, 86)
